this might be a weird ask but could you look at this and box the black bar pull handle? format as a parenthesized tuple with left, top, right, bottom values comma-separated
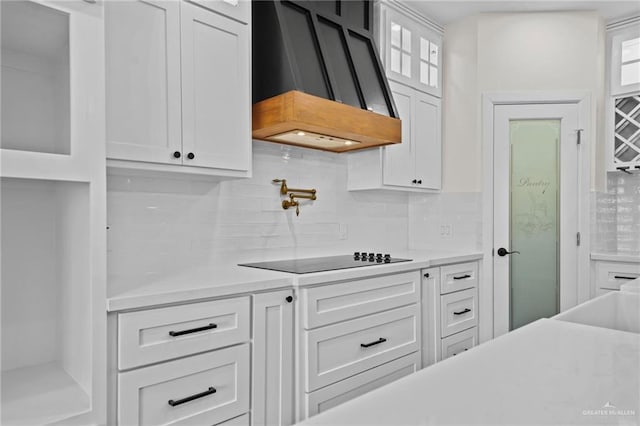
(169, 323, 217, 337)
(453, 308, 471, 316)
(614, 275, 637, 280)
(453, 274, 471, 280)
(361, 337, 387, 348)
(616, 166, 632, 174)
(168, 387, 216, 407)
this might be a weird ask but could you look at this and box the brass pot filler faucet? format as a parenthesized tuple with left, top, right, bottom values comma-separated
(273, 179, 317, 216)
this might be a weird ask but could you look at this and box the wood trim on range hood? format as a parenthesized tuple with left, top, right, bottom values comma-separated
(252, 90, 401, 153)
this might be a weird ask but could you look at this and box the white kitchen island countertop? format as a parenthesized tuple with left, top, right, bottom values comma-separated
(297, 318, 640, 426)
(107, 250, 482, 311)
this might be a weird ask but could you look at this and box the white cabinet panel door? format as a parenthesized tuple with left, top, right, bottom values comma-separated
(106, 0, 182, 164)
(252, 290, 294, 426)
(383, 81, 413, 187)
(180, 2, 250, 172)
(413, 91, 441, 190)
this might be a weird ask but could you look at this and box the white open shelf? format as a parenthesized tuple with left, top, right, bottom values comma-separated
(1, 0, 70, 156)
(1, 178, 92, 425)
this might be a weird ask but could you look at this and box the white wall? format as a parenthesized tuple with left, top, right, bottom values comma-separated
(107, 142, 410, 292)
(440, 11, 606, 193)
(410, 11, 607, 252)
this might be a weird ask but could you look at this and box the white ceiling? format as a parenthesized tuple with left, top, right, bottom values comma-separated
(404, 1, 640, 25)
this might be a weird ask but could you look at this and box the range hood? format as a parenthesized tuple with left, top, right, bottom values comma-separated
(252, 0, 401, 153)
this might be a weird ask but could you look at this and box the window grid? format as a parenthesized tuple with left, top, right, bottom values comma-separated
(419, 37, 439, 88)
(390, 21, 411, 78)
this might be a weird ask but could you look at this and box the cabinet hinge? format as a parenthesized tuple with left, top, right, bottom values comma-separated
(576, 129, 583, 145)
(577, 232, 581, 246)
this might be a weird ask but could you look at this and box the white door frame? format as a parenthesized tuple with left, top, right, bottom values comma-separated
(481, 92, 591, 339)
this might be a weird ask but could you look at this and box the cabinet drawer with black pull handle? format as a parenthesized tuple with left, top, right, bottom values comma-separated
(304, 304, 419, 391)
(440, 262, 478, 294)
(595, 261, 640, 292)
(118, 344, 249, 425)
(118, 296, 250, 369)
(440, 288, 478, 337)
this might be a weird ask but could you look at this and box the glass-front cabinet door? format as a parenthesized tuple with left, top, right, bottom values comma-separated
(378, 2, 442, 97)
(0, 0, 103, 181)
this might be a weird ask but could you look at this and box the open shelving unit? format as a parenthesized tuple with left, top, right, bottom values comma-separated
(1, 1, 106, 424)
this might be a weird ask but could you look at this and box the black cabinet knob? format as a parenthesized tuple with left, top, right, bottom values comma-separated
(286, 295, 293, 303)
(417, 180, 422, 184)
(173, 151, 181, 158)
(424, 273, 430, 278)
(187, 152, 195, 160)
(412, 179, 417, 184)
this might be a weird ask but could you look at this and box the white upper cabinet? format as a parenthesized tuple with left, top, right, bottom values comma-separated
(1, 0, 103, 181)
(348, 80, 442, 192)
(106, 0, 251, 177)
(180, 2, 250, 171)
(348, 2, 442, 192)
(106, 0, 182, 165)
(607, 23, 640, 173)
(378, 2, 442, 98)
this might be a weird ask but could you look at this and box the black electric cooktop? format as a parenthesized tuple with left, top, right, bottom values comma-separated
(239, 253, 412, 274)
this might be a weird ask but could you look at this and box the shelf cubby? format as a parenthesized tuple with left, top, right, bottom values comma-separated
(1, 178, 92, 425)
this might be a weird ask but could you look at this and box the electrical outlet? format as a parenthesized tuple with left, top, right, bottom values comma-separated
(440, 224, 452, 239)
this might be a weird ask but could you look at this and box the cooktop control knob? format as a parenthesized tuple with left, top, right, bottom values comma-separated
(353, 252, 360, 259)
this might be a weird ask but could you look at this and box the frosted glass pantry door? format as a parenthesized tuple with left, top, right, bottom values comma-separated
(493, 103, 580, 335)
(509, 120, 560, 330)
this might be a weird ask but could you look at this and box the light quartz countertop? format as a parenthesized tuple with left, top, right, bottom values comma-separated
(297, 318, 640, 426)
(590, 252, 640, 263)
(107, 249, 482, 311)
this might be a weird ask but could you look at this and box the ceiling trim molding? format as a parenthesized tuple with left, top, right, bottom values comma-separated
(607, 15, 640, 31)
(379, 0, 445, 34)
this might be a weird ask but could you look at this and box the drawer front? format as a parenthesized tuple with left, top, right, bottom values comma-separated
(596, 261, 640, 291)
(184, 0, 250, 24)
(305, 352, 420, 417)
(118, 344, 250, 426)
(440, 262, 478, 294)
(216, 413, 249, 425)
(305, 304, 419, 392)
(441, 327, 477, 360)
(440, 288, 477, 337)
(118, 296, 250, 369)
(301, 271, 420, 329)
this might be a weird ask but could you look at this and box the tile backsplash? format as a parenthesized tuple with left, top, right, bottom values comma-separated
(107, 142, 409, 288)
(592, 172, 640, 254)
(408, 192, 483, 252)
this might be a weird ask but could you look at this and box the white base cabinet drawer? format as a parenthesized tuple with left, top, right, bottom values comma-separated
(118, 296, 250, 369)
(440, 288, 478, 337)
(595, 261, 640, 291)
(440, 262, 478, 294)
(441, 327, 477, 360)
(301, 271, 420, 329)
(305, 352, 420, 417)
(305, 304, 419, 392)
(118, 344, 250, 426)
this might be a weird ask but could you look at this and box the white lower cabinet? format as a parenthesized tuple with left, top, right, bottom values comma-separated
(593, 260, 640, 296)
(305, 352, 421, 417)
(297, 271, 422, 421)
(252, 290, 294, 426)
(111, 289, 294, 426)
(422, 261, 480, 366)
(118, 345, 250, 426)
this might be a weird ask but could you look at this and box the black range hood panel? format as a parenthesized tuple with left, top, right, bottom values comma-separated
(252, 0, 398, 119)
